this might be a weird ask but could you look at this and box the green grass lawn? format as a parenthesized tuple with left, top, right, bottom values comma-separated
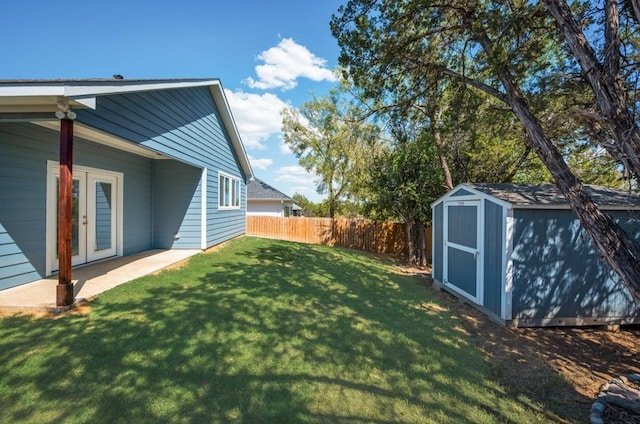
(1, 237, 557, 423)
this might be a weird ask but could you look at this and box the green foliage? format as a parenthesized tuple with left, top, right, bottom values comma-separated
(0, 237, 566, 423)
(331, 0, 625, 191)
(281, 85, 383, 218)
(291, 193, 320, 217)
(365, 131, 444, 222)
(292, 193, 366, 218)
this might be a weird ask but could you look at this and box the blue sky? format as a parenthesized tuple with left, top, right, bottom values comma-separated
(1, 0, 345, 202)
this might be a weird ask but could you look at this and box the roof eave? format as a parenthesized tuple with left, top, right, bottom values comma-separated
(0, 79, 223, 113)
(0, 79, 255, 180)
(208, 82, 253, 180)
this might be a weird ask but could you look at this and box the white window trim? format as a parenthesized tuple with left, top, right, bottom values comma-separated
(218, 171, 241, 210)
(201, 168, 207, 249)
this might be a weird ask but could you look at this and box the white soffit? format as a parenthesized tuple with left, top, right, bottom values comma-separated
(33, 121, 168, 159)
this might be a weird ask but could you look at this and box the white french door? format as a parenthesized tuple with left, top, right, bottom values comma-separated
(46, 162, 123, 274)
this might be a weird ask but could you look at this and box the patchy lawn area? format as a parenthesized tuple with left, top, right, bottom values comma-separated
(1, 236, 633, 423)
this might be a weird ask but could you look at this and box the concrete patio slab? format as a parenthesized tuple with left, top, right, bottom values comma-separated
(0, 249, 200, 313)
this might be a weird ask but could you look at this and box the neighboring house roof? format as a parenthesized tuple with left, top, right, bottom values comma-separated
(247, 178, 293, 201)
(0, 78, 253, 179)
(436, 183, 640, 210)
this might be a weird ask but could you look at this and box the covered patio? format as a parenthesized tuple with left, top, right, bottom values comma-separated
(0, 249, 199, 313)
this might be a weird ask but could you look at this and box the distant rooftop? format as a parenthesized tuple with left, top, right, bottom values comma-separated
(247, 178, 293, 201)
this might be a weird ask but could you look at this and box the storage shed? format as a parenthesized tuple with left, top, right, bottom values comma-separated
(431, 183, 640, 327)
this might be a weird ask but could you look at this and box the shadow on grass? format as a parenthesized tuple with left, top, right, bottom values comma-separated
(0, 237, 583, 423)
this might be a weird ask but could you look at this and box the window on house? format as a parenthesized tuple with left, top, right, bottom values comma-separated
(219, 173, 241, 210)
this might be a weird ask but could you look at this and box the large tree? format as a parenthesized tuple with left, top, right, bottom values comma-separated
(281, 87, 382, 218)
(367, 123, 443, 266)
(331, 0, 640, 300)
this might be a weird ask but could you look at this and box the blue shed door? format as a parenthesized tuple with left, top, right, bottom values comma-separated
(443, 200, 482, 304)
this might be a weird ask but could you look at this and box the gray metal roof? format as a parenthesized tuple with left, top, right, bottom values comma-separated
(465, 183, 640, 209)
(247, 178, 293, 201)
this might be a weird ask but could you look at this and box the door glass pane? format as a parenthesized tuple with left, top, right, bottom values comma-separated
(94, 181, 112, 251)
(56, 177, 80, 257)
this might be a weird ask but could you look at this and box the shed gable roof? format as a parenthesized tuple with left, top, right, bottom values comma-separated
(247, 178, 293, 201)
(466, 183, 640, 210)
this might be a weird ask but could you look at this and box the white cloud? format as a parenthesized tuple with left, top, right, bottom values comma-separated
(225, 89, 289, 150)
(279, 140, 292, 154)
(248, 156, 273, 170)
(290, 185, 316, 195)
(244, 38, 337, 91)
(275, 165, 317, 184)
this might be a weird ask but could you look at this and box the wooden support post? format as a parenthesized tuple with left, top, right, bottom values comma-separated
(57, 117, 74, 307)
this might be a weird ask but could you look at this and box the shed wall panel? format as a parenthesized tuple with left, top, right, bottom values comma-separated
(483, 200, 503, 316)
(511, 209, 640, 322)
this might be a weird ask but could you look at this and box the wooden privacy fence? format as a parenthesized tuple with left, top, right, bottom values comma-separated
(246, 216, 432, 261)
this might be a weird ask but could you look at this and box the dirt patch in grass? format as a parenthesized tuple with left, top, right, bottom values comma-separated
(0, 299, 93, 319)
(399, 265, 640, 423)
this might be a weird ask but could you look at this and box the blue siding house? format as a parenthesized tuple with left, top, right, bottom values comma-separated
(431, 183, 640, 327)
(0, 79, 253, 291)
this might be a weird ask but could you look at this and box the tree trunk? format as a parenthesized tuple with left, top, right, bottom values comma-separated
(431, 104, 455, 190)
(466, 13, 640, 301)
(543, 0, 640, 183)
(629, 0, 640, 24)
(406, 219, 417, 265)
(416, 220, 427, 267)
(499, 65, 640, 302)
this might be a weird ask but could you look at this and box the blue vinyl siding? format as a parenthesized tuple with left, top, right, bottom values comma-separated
(153, 160, 202, 248)
(0, 124, 57, 289)
(75, 86, 247, 249)
(483, 200, 503, 316)
(0, 124, 50, 288)
(207, 181, 246, 246)
(511, 209, 640, 322)
(432, 203, 443, 283)
(0, 123, 153, 288)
